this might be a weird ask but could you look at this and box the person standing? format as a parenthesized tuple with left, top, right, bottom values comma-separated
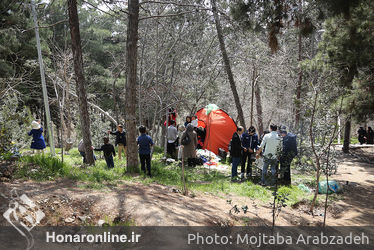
(181, 124, 198, 167)
(137, 126, 154, 177)
(240, 126, 259, 179)
(28, 120, 46, 153)
(230, 126, 244, 181)
(177, 124, 186, 161)
(108, 124, 126, 160)
(256, 124, 282, 186)
(167, 120, 178, 159)
(358, 127, 367, 145)
(366, 127, 374, 144)
(184, 116, 191, 127)
(93, 137, 116, 168)
(279, 126, 298, 185)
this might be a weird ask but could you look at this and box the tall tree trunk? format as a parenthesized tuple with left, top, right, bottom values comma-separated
(112, 73, 119, 123)
(255, 82, 264, 136)
(309, 91, 321, 213)
(63, 53, 72, 143)
(138, 20, 149, 126)
(295, 0, 303, 129)
(67, 0, 94, 164)
(125, 0, 140, 173)
(342, 117, 351, 153)
(211, 0, 246, 129)
(250, 66, 255, 126)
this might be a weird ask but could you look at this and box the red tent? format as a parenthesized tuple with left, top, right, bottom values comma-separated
(195, 104, 237, 154)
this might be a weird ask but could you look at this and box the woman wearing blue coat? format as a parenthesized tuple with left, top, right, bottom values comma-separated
(28, 120, 46, 152)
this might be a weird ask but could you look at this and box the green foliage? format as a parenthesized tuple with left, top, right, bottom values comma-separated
(90, 112, 111, 147)
(317, 0, 374, 119)
(152, 145, 163, 154)
(278, 185, 305, 206)
(230, 0, 317, 53)
(0, 93, 33, 153)
(12, 150, 315, 204)
(16, 154, 67, 181)
(0, 0, 36, 77)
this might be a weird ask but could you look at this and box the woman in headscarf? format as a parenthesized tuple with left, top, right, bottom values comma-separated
(28, 120, 46, 153)
(181, 124, 198, 167)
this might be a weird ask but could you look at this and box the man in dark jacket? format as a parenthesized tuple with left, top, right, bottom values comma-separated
(230, 126, 244, 180)
(93, 137, 116, 168)
(358, 127, 367, 145)
(240, 126, 259, 179)
(279, 126, 297, 185)
(108, 124, 126, 160)
(367, 127, 374, 144)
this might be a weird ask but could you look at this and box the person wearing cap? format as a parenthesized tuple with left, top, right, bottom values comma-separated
(256, 124, 282, 186)
(279, 126, 297, 185)
(28, 120, 46, 153)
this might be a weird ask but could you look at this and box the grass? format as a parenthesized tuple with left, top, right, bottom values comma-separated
(333, 137, 359, 144)
(11, 147, 319, 206)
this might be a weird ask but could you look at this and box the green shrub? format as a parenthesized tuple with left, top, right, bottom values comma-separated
(153, 146, 164, 154)
(16, 154, 67, 181)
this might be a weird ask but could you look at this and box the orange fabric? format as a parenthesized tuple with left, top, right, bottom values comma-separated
(197, 120, 206, 128)
(195, 108, 237, 154)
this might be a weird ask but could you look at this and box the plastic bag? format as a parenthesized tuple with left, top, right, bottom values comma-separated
(318, 180, 342, 194)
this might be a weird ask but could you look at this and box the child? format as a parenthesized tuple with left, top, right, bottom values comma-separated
(137, 126, 154, 177)
(108, 124, 126, 160)
(93, 137, 116, 168)
(28, 120, 46, 154)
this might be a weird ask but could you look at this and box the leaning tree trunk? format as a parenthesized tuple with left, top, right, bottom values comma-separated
(342, 117, 351, 153)
(125, 0, 140, 173)
(67, 0, 94, 164)
(211, 0, 246, 129)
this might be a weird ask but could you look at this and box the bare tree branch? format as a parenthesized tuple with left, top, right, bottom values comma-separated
(21, 19, 68, 33)
(139, 9, 209, 21)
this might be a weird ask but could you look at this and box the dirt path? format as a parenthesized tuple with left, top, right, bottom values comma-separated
(0, 148, 373, 226)
(325, 147, 374, 225)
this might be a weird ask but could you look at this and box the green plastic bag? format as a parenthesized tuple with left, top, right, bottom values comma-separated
(318, 180, 342, 194)
(205, 104, 219, 115)
(298, 184, 311, 193)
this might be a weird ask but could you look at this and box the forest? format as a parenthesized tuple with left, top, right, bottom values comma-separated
(0, 0, 374, 249)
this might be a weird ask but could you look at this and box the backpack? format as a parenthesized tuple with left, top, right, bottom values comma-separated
(181, 133, 191, 146)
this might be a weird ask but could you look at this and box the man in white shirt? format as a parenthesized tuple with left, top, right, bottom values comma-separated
(256, 124, 282, 185)
(191, 115, 198, 127)
(167, 120, 178, 159)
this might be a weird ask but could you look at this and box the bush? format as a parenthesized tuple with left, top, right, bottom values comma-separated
(16, 154, 67, 181)
(153, 145, 164, 154)
(0, 93, 33, 153)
